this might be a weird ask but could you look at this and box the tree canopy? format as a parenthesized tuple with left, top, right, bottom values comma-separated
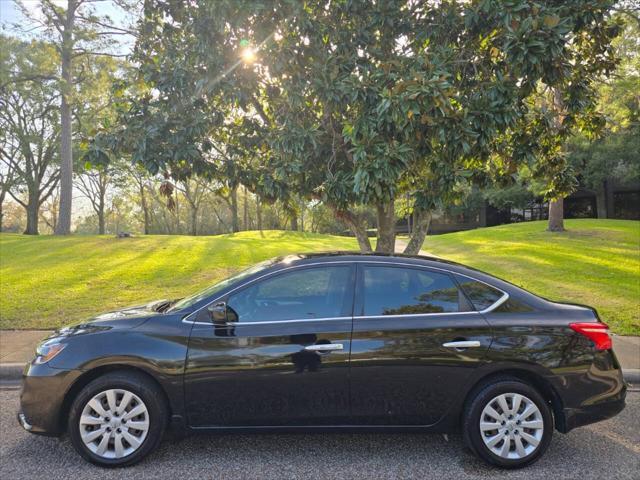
(87, 0, 623, 251)
(0, 35, 61, 234)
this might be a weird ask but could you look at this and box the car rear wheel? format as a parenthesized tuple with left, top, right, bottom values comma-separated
(68, 371, 167, 467)
(463, 378, 553, 468)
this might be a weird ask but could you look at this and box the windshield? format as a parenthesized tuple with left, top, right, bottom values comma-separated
(167, 258, 278, 312)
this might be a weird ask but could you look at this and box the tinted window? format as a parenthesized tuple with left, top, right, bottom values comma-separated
(362, 266, 462, 315)
(494, 298, 534, 313)
(456, 277, 504, 310)
(227, 266, 353, 322)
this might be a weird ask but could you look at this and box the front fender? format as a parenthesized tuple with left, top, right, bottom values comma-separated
(49, 314, 191, 423)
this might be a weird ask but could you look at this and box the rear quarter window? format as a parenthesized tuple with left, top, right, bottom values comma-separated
(492, 298, 534, 313)
(455, 276, 504, 311)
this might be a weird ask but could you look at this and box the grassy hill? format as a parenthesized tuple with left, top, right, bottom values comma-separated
(0, 231, 358, 329)
(1, 220, 638, 334)
(423, 219, 639, 335)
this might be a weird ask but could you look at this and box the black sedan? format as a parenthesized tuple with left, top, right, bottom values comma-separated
(18, 253, 626, 469)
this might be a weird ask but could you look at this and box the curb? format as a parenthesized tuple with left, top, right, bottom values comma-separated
(0, 362, 638, 386)
(623, 369, 640, 386)
(0, 363, 25, 382)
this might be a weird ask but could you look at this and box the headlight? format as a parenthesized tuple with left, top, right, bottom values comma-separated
(34, 343, 66, 364)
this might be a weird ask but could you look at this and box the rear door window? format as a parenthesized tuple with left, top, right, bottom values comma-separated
(361, 266, 465, 316)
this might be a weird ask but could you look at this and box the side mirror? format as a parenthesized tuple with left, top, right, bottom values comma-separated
(207, 302, 228, 324)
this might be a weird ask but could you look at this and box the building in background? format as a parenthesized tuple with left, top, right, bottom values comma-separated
(400, 179, 639, 235)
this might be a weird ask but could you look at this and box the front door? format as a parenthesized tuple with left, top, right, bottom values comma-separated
(185, 263, 355, 427)
(349, 263, 494, 425)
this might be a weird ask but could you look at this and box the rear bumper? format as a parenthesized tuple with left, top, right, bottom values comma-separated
(561, 381, 627, 432)
(546, 347, 628, 433)
(18, 362, 82, 436)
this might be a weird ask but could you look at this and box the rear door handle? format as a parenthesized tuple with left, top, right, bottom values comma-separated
(442, 341, 481, 349)
(305, 343, 343, 352)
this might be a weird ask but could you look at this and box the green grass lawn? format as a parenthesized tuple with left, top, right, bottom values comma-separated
(422, 219, 640, 335)
(0, 231, 358, 330)
(1, 220, 638, 334)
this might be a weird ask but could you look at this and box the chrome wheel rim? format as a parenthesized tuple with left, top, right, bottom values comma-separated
(79, 389, 149, 459)
(479, 393, 544, 460)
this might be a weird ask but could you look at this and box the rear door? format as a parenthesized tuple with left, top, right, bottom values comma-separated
(349, 263, 494, 425)
(184, 263, 355, 427)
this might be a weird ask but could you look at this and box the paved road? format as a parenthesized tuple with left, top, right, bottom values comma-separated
(1, 388, 638, 480)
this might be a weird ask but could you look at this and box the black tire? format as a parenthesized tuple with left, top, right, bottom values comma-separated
(463, 377, 553, 469)
(68, 371, 168, 467)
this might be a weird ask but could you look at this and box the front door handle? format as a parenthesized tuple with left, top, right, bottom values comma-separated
(442, 340, 481, 349)
(305, 343, 344, 352)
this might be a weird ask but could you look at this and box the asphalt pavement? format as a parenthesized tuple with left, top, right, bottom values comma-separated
(1, 387, 638, 480)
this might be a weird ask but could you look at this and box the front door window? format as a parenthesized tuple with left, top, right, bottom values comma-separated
(226, 265, 353, 322)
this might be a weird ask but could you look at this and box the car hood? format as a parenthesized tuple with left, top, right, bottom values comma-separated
(52, 300, 167, 339)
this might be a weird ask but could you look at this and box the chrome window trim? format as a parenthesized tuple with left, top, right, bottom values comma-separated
(185, 316, 352, 327)
(357, 311, 479, 320)
(182, 259, 509, 325)
(480, 290, 509, 313)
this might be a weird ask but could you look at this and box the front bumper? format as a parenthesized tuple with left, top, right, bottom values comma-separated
(18, 362, 82, 436)
(17, 412, 33, 431)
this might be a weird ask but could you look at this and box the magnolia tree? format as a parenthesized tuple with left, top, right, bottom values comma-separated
(92, 0, 620, 252)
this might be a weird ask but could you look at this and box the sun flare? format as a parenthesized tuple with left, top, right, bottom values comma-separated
(241, 47, 256, 64)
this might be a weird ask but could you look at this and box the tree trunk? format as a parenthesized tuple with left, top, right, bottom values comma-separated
(256, 197, 263, 235)
(547, 198, 565, 232)
(375, 200, 396, 253)
(290, 210, 298, 231)
(173, 194, 181, 233)
(230, 185, 239, 232)
(243, 187, 249, 230)
(546, 88, 568, 233)
(24, 191, 39, 235)
(98, 211, 105, 235)
(334, 208, 372, 252)
(190, 206, 198, 236)
(403, 210, 432, 255)
(54, 0, 76, 235)
(140, 186, 150, 234)
(596, 180, 608, 218)
(97, 194, 105, 234)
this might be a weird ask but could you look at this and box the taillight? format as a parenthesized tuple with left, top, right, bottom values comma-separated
(569, 322, 612, 351)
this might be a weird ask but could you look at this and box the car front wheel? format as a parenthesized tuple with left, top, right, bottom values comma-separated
(463, 378, 553, 468)
(68, 371, 167, 467)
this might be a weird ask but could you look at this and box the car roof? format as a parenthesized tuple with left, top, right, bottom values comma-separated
(270, 251, 480, 279)
(274, 251, 464, 269)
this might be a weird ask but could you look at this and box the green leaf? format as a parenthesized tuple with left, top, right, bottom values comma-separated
(543, 15, 560, 28)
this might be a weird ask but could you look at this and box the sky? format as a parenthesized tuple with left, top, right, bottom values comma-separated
(1, 0, 135, 54)
(0, 0, 20, 25)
